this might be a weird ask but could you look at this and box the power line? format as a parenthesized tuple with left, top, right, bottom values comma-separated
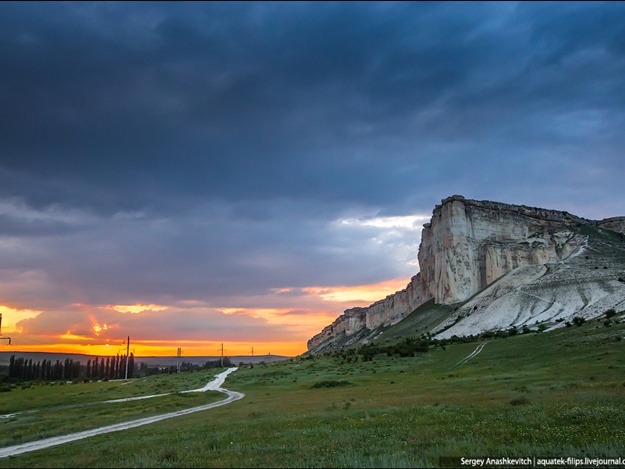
(125, 336, 130, 380)
(0, 314, 11, 346)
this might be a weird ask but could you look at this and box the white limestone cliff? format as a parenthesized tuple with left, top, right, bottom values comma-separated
(307, 195, 623, 353)
(418, 195, 587, 304)
(306, 274, 426, 351)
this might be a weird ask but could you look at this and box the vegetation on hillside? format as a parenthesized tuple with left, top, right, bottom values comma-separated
(0, 313, 623, 467)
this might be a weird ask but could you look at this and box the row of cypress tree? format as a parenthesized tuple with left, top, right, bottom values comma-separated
(8, 353, 135, 382)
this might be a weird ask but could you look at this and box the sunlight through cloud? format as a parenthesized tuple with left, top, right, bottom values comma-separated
(92, 323, 109, 335)
(107, 304, 169, 314)
(0, 305, 42, 333)
(60, 331, 92, 341)
(303, 278, 410, 304)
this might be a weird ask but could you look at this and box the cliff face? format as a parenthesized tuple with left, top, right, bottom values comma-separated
(306, 274, 427, 351)
(418, 196, 586, 304)
(307, 195, 623, 354)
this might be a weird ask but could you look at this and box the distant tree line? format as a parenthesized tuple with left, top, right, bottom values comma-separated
(7, 353, 135, 382)
(137, 357, 233, 376)
(203, 357, 232, 368)
(5, 353, 235, 383)
(85, 354, 135, 380)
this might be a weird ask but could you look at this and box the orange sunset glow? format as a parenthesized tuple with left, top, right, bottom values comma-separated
(0, 305, 42, 333)
(1, 278, 411, 359)
(10, 340, 309, 358)
(302, 278, 410, 304)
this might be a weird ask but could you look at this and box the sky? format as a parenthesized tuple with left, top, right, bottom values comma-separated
(1, 2, 624, 358)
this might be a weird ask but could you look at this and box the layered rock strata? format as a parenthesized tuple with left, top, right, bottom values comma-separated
(307, 274, 426, 351)
(308, 195, 623, 353)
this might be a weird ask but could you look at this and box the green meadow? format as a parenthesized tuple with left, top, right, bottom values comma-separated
(1, 316, 624, 468)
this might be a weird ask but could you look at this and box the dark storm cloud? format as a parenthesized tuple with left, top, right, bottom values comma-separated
(0, 2, 621, 214)
(1, 2, 625, 321)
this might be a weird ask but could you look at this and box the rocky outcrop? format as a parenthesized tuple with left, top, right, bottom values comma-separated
(597, 217, 625, 235)
(307, 308, 366, 350)
(307, 274, 427, 351)
(307, 195, 623, 354)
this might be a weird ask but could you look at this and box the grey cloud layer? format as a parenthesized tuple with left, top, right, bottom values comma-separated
(0, 200, 420, 310)
(1, 3, 624, 333)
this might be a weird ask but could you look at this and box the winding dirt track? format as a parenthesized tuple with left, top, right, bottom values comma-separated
(0, 367, 243, 459)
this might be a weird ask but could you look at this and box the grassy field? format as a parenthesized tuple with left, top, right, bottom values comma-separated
(0, 370, 225, 449)
(1, 316, 624, 468)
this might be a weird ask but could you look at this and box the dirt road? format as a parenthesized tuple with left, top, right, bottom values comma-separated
(0, 367, 243, 459)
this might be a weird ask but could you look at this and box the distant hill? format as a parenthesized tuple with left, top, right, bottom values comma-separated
(0, 351, 291, 367)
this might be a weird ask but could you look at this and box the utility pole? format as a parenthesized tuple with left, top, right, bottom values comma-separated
(220, 343, 224, 367)
(0, 314, 9, 345)
(251, 346, 254, 357)
(124, 336, 130, 380)
(177, 347, 182, 373)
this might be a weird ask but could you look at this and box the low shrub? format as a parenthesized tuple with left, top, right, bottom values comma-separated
(311, 380, 352, 389)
